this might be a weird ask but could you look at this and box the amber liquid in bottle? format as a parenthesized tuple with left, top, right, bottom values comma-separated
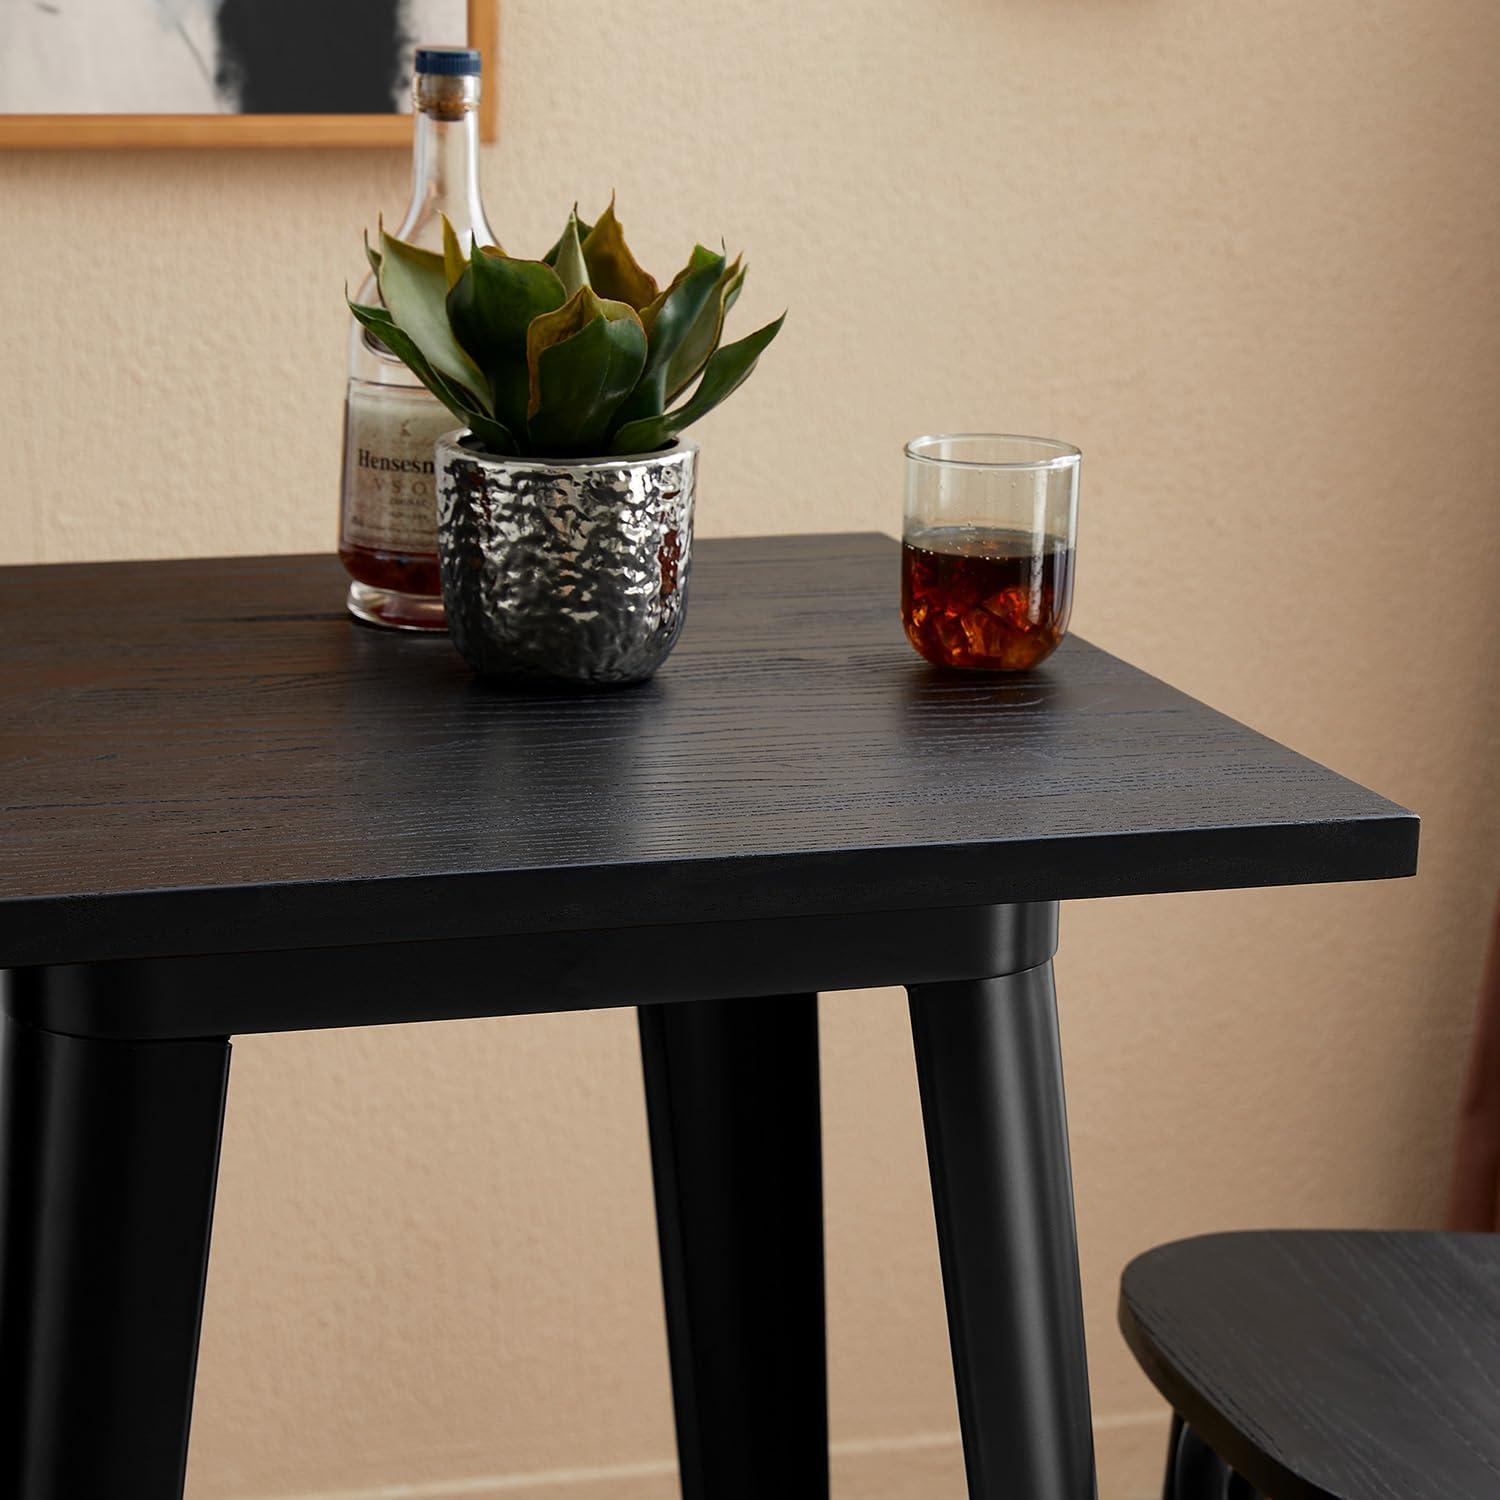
(339, 49, 497, 631)
(901, 526, 1074, 671)
(339, 544, 443, 601)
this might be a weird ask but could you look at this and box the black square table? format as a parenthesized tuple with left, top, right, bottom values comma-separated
(0, 533, 1416, 1500)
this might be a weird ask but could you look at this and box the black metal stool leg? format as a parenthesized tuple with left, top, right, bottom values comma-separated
(1170, 1417, 1257, 1500)
(1164, 1412, 1186, 1499)
(0, 1007, 230, 1500)
(638, 993, 827, 1500)
(908, 962, 1097, 1500)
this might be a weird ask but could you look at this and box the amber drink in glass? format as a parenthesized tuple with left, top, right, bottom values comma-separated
(902, 434, 1080, 671)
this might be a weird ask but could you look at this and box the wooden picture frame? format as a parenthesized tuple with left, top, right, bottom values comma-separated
(0, 0, 497, 150)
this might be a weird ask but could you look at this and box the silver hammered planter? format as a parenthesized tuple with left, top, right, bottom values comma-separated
(435, 434, 696, 686)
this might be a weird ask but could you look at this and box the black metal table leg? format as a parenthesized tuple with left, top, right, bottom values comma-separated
(908, 956, 1097, 1500)
(638, 993, 827, 1500)
(0, 1007, 230, 1500)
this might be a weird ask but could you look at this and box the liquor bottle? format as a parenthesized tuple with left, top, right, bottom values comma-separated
(339, 46, 497, 630)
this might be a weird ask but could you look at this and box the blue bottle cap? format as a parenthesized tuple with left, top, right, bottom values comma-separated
(414, 47, 482, 76)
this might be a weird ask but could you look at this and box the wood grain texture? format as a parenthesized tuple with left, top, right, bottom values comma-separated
(1119, 1231, 1500, 1500)
(0, 534, 1415, 968)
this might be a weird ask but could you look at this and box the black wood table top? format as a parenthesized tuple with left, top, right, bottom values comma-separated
(0, 533, 1415, 969)
(1120, 1230, 1500, 1500)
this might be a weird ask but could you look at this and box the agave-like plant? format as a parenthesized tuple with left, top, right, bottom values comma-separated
(350, 200, 783, 458)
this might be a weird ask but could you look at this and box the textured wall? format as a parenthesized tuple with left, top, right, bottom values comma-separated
(2, 1, 1498, 1496)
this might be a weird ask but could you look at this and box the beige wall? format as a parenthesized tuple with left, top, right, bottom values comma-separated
(3, 1, 1498, 1496)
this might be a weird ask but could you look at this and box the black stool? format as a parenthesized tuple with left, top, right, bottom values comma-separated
(1119, 1230, 1500, 1500)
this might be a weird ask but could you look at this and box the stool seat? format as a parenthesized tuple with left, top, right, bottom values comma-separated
(1119, 1230, 1500, 1500)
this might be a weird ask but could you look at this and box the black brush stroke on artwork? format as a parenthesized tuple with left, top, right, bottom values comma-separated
(215, 0, 407, 114)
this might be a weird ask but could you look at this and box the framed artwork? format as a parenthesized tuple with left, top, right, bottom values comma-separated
(0, 0, 497, 148)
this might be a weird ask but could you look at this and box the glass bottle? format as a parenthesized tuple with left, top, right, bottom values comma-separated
(339, 46, 497, 631)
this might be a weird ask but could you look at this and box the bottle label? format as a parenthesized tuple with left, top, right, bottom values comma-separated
(340, 385, 457, 555)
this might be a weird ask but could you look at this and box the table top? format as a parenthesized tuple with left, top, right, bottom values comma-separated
(0, 533, 1415, 968)
(1120, 1231, 1500, 1500)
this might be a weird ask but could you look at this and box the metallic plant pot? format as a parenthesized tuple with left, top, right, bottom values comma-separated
(435, 435, 696, 686)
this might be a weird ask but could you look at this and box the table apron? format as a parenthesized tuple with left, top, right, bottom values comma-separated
(2, 902, 1059, 1041)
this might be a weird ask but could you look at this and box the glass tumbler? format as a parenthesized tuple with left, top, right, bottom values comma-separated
(902, 434, 1080, 671)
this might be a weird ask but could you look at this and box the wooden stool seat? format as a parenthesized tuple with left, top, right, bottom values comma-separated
(1119, 1230, 1500, 1500)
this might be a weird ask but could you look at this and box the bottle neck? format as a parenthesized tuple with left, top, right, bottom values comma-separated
(394, 105, 495, 250)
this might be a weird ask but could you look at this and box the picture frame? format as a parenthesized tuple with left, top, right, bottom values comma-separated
(0, 0, 497, 149)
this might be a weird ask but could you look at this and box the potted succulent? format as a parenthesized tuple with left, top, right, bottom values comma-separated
(350, 201, 783, 685)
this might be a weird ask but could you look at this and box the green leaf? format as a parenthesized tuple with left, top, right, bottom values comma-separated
(551, 211, 592, 298)
(543, 216, 594, 266)
(581, 197, 659, 311)
(349, 298, 516, 454)
(447, 248, 567, 436)
(664, 254, 746, 404)
(378, 230, 489, 398)
(642, 244, 721, 331)
(526, 286, 647, 454)
(611, 311, 784, 454)
(441, 215, 467, 290)
(363, 229, 383, 284)
(615, 244, 725, 427)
